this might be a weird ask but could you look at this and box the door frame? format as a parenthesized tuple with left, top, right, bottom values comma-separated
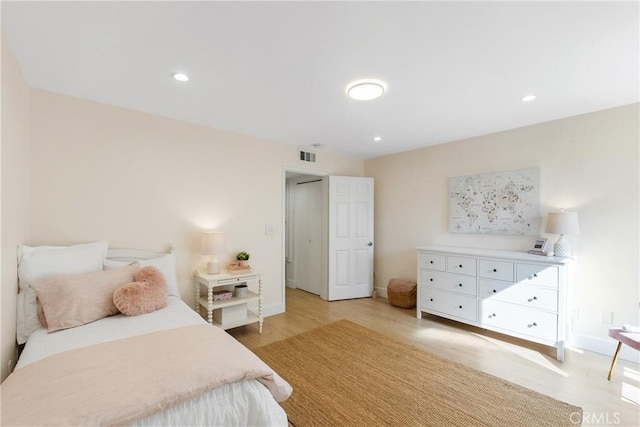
(281, 167, 329, 308)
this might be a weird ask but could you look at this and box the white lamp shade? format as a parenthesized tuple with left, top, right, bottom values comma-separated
(201, 231, 224, 255)
(545, 211, 579, 235)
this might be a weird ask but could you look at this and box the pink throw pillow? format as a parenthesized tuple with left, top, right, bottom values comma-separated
(33, 264, 139, 332)
(113, 266, 168, 316)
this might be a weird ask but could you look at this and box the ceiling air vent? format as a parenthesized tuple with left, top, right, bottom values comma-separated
(299, 149, 316, 163)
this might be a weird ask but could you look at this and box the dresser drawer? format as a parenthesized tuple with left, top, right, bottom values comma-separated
(420, 287, 477, 322)
(419, 270, 444, 286)
(419, 252, 446, 272)
(447, 256, 477, 276)
(479, 300, 557, 342)
(421, 271, 476, 296)
(478, 259, 514, 282)
(478, 279, 558, 312)
(516, 264, 559, 288)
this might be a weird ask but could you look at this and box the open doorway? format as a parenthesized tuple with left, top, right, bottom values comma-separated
(282, 170, 375, 310)
(284, 170, 325, 298)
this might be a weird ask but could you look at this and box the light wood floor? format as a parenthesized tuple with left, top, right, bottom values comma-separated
(229, 289, 640, 426)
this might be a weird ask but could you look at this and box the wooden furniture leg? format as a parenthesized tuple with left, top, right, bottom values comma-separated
(607, 327, 640, 380)
(607, 341, 622, 381)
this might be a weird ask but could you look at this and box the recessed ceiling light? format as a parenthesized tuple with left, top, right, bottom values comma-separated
(521, 94, 536, 102)
(171, 73, 189, 82)
(347, 80, 386, 101)
(373, 136, 382, 142)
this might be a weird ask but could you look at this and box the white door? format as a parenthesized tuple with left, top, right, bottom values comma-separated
(294, 180, 323, 295)
(327, 176, 374, 301)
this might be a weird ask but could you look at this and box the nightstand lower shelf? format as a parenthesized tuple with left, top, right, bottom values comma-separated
(213, 310, 260, 330)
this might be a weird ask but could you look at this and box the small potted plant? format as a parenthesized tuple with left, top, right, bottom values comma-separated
(236, 251, 250, 267)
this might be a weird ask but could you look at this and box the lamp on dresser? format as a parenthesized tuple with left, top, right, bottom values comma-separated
(545, 211, 579, 257)
(202, 231, 225, 274)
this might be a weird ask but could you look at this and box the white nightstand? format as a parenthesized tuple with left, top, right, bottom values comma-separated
(194, 270, 263, 333)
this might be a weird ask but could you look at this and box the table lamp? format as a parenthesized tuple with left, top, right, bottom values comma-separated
(545, 211, 579, 257)
(202, 231, 224, 274)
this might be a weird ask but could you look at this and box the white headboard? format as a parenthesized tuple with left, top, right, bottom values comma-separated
(105, 247, 180, 298)
(106, 248, 172, 262)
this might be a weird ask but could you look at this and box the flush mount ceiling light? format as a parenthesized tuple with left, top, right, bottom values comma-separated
(373, 136, 382, 142)
(171, 72, 189, 82)
(521, 94, 536, 102)
(347, 80, 386, 101)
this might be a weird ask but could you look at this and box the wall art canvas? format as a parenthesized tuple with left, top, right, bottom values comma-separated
(448, 168, 540, 235)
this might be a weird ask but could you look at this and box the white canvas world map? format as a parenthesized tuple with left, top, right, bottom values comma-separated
(448, 168, 540, 235)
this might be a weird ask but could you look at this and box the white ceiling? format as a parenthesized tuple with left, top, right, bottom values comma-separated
(3, 1, 638, 159)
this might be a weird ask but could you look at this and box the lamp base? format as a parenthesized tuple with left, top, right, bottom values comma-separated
(553, 234, 572, 257)
(207, 261, 220, 275)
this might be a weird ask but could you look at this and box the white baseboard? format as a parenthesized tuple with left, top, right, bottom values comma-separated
(375, 286, 388, 299)
(285, 280, 296, 289)
(570, 333, 639, 363)
(263, 302, 285, 318)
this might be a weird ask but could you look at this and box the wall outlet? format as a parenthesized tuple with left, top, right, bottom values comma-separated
(265, 224, 275, 235)
(601, 311, 614, 325)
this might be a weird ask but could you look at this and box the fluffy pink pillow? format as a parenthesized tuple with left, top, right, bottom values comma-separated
(113, 266, 168, 316)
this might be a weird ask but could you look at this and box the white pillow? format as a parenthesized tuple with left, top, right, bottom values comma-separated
(103, 259, 134, 270)
(18, 242, 108, 290)
(137, 253, 180, 298)
(16, 241, 108, 344)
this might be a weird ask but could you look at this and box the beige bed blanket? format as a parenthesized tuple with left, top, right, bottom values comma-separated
(1, 325, 292, 426)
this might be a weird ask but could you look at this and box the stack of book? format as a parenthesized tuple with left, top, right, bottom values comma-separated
(227, 262, 252, 275)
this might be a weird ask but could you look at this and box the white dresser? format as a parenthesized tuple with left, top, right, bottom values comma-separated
(417, 245, 571, 361)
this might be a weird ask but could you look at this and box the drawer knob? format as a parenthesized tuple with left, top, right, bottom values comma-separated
(533, 273, 538, 277)
(459, 305, 463, 309)
(492, 289, 497, 293)
(430, 278, 434, 282)
(533, 296, 538, 300)
(528, 322, 538, 328)
(459, 264, 463, 268)
(458, 283, 462, 287)
(430, 298, 433, 302)
(493, 268, 497, 272)
(430, 260, 434, 264)
(489, 313, 496, 318)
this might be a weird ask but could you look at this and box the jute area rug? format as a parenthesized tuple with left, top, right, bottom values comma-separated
(253, 320, 582, 427)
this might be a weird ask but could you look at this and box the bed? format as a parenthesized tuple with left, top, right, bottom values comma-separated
(3, 242, 292, 426)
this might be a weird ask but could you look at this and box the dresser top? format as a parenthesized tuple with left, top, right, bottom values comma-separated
(416, 245, 573, 265)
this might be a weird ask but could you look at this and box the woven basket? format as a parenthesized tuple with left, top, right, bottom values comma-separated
(387, 279, 417, 309)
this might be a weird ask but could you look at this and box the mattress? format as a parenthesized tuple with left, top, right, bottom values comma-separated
(16, 296, 288, 426)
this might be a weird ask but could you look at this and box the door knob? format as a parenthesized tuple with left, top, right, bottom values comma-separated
(367, 242, 373, 246)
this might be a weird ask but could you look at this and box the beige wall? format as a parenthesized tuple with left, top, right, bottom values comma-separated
(2, 41, 637, 375)
(365, 103, 639, 350)
(1, 38, 31, 381)
(27, 89, 363, 317)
